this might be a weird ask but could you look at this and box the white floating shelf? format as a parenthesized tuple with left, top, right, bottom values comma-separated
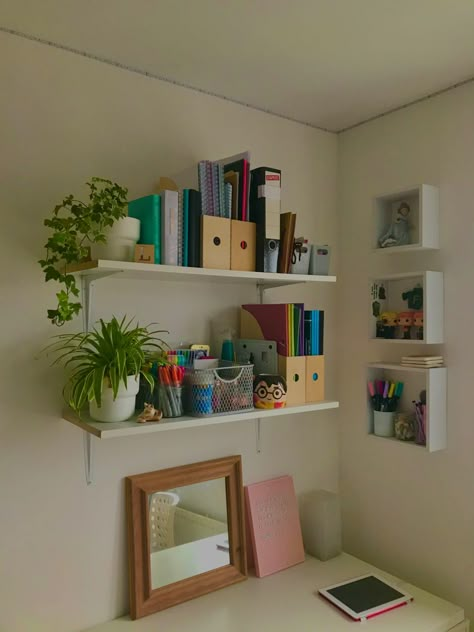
(68, 260, 336, 288)
(373, 184, 439, 253)
(369, 271, 444, 344)
(63, 401, 340, 439)
(367, 363, 446, 452)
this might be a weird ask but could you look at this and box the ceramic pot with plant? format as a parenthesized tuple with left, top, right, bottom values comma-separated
(92, 215, 140, 262)
(44, 316, 167, 422)
(39, 177, 137, 326)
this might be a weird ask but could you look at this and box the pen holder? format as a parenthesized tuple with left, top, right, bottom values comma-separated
(414, 406, 426, 446)
(186, 362, 254, 417)
(373, 411, 395, 438)
(159, 385, 183, 418)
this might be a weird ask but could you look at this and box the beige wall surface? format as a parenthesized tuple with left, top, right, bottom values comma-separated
(338, 83, 474, 622)
(0, 33, 338, 632)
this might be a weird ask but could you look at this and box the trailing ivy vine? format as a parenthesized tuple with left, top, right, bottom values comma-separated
(39, 177, 128, 326)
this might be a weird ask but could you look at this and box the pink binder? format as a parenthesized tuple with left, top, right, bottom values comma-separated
(245, 475, 305, 577)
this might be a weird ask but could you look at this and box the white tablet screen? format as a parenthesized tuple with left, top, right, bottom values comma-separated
(326, 575, 405, 614)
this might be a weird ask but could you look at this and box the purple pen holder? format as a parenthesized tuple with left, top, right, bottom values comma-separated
(414, 407, 426, 446)
(373, 411, 395, 438)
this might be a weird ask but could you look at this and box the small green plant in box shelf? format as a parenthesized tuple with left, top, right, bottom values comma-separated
(44, 316, 167, 422)
(39, 177, 128, 326)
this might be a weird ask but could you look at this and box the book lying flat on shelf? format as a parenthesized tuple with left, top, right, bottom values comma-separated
(401, 355, 444, 368)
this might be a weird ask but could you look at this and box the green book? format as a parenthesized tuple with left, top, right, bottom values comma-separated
(128, 195, 161, 264)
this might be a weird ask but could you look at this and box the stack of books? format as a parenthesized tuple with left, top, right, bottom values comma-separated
(401, 355, 444, 368)
(128, 189, 202, 268)
(241, 303, 324, 357)
(199, 152, 250, 220)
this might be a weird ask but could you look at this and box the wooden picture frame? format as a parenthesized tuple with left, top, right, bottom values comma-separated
(126, 455, 247, 619)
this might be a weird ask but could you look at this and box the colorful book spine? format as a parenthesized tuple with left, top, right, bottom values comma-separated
(212, 162, 219, 216)
(216, 163, 223, 217)
(188, 189, 202, 268)
(161, 190, 179, 266)
(198, 161, 209, 215)
(225, 182, 232, 219)
(304, 312, 312, 355)
(183, 189, 189, 267)
(312, 311, 319, 355)
(127, 194, 161, 264)
(178, 190, 183, 266)
(304, 310, 324, 355)
(242, 159, 248, 221)
(319, 311, 324, 355)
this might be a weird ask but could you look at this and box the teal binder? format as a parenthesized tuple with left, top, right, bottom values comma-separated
(128, 195, 161, 264)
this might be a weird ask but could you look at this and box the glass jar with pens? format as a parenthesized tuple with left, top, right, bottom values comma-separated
(368, 379, 404, 438)
(413, 390, 427, 446)
(158, 365, 184, 418)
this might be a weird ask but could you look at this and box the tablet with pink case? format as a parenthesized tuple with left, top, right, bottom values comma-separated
(245, 475, 305, 577)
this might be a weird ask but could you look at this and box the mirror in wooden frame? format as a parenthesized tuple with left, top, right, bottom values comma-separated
(126, 455, 247, 619)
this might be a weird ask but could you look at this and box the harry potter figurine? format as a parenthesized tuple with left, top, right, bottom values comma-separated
(397, 311, 415, 340)
(414, 311, 424, 340)
(253, 374, 287, 409)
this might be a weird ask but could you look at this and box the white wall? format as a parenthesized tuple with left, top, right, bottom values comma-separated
(0, 33, 339, 632)
(338, 83, 474, 622)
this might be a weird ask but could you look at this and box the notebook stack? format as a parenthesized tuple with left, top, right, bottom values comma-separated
(401, 355, 444, 368)
(128, 189, 202, 269)
(241, 304, 324, 357)
(198, 153, 250, 220)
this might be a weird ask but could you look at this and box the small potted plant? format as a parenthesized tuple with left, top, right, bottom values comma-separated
(39, 177, 139, 326)
(44, 316, 167, 422)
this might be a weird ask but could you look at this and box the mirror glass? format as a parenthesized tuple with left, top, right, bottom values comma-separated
(148, 478, 229, 589)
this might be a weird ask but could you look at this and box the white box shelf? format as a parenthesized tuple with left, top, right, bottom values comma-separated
(369, 271, 443, 344)
(367, 363, 447, 452)
(373, 184, 439, 253)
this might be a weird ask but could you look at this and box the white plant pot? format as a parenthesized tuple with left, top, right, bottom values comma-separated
(89, 375, 140, 423)
(92, 216, 140, 262)
(373, 411, 395, 438)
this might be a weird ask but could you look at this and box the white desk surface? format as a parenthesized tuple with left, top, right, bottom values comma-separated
(151, 533, 229, 589)
(85, 553, 466, 632)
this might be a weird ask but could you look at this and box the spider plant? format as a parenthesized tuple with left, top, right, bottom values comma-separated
(44, 316, 167, 412)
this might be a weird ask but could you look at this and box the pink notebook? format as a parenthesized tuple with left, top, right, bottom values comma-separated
(245, 475, 305, 577)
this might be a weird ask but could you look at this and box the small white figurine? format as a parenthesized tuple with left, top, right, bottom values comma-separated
(379, 202, 411, 248)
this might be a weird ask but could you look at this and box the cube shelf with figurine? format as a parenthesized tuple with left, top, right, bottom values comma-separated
(373, 184, 439, 253)
(367, 363, 447, 452)
(369, 271, 443, 344)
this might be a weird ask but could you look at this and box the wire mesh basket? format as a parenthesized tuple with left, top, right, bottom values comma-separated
(185, 362, 254, 417)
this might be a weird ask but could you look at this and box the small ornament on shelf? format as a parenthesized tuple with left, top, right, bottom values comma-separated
(402, 284, 423, 310)
(379, 201, 411, 248)
(377, 311, 398, 339)
(253, 374, 287, 409)
(137, 403, 163, 424)
(394, 412, 415, 441)
(414, 311, 424, 340)
(397, 311, 415, 340)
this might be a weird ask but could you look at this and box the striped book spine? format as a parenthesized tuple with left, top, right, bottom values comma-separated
(198, 161, 209, 215)
(218, 163, 225, 217)
(225, 182, 232, 219)
(206, 160, 214, 215)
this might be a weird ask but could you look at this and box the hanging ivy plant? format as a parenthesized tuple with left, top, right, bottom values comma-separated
(39, 177, 128, 326)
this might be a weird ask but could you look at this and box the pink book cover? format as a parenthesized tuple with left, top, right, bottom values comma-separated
(245, 475, 305, 577)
